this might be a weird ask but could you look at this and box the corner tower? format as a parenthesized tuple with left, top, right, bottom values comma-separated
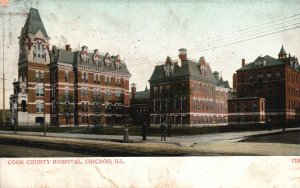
(10, 8, 51, 126)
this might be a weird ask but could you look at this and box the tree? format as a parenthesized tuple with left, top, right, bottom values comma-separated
(59, 93, 74, 132)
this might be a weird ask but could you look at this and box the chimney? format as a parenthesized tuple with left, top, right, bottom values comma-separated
(233, 73, 237, 93)
(131, 83, 137, 100)
(213, 71, 220, 81)
(65, 44, 71, 51)
(178, 48, 187, 61)
(242, 58, 245, 67)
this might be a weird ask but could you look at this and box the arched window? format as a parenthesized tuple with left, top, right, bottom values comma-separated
(21, 100, 26, 112)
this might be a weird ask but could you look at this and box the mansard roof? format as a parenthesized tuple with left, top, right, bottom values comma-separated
(237, 55, 299, 72)
(135, 90, 150, 100)
(131, 89, 150, 104)
(50, 47, 131, 76)
(22, 8, 49, 38)
(149, 58, 219, 85)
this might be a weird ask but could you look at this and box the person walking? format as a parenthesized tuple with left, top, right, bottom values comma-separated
(123, 123, 129, 143)
(160, 121, 167, 141)
(142, 121, 147, 141)
(267, 117, 272, 131)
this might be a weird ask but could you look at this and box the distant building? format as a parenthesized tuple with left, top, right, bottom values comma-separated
(130, 84, 150, 126)
(149, 48, 230, 126)
(228, 46, 300, 125)
(9, 8, 131, 126)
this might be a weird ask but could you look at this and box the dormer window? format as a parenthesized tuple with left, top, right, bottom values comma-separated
(164, 56, 174, 77)
(200, 65, 207, 77)
(80, 46, 89, 64)
(116, 61, 120, 69)
(257, 59, 267, 67)
(104, 53, 111, 66)
(93, 49, 100, 66)
(115, 55, 121, 69)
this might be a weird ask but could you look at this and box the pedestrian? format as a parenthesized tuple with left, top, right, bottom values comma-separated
(142, 121, 147, 141)
(160, 121, 167, 141)
(123, 123, 129, 143)
(267, 117, 272, 131)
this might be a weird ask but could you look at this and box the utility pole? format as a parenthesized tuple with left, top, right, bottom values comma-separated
(2, 16, 5, 126)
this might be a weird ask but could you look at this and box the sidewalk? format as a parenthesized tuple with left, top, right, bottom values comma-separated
(1, 127, 299, 146)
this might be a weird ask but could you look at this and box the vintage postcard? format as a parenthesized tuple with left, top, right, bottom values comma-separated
(0, 0, 299, 187)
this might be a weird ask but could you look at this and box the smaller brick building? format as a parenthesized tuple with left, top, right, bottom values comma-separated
(130, 84, 150, 126)
(228, 46, 300, 125)
(228, 97, 265, 125)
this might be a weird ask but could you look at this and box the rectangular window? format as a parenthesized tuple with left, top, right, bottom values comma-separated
(65, 89, 69, 97)
(249, 76, 253, 82)
(35, 71, 44, 82)
(154, 87, 158, 94)
(36, 102, 44, 113)
(244, 102, 248, 112)
(276, 72, 280, 79)
(166, 85, 171, 93)
(81, 102, 85, 113)
(65, 71, 69, 82)
(105, 76, 109, 85)
(52, 87, 56, 98)
(268, 73, 271, 78)
(35, 71, 39, 80)
(94, 74, 97, 84)
(35, 87, 44, 96)
(236, 102, 240, 112)
(160, 86, 164, 94)
(117, 78, 120, 86)
(253, 103, 258, 111)
(85, 73, 88, 83)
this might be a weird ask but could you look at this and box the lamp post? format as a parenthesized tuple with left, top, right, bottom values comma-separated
(13, 101, 17, 134)
(43, 76, 46, 136)
(2, 17, 5, 126)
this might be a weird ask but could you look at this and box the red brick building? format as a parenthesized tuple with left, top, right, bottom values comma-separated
(130, 84, 150, 126)
(10, 8, 131, 127)
(228, 46, 300, 125)
(149, 48, 230, 126)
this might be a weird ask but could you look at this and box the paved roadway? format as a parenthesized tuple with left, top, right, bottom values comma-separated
(1, 127, 299, 146)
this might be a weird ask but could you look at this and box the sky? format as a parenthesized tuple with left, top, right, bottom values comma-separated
(1, 0, 300, 108)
